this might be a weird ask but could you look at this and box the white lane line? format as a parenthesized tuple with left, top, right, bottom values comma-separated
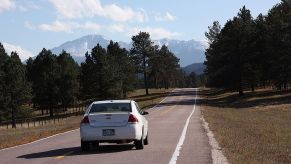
(201, 116, 229, 164)
(0, 129, 79, 152)
(169, 88, 198, 164)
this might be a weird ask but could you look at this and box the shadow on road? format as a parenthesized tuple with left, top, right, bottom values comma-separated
(17, 144, 135, 159)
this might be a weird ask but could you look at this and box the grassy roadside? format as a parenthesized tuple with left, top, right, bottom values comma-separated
(0, 116, 83, 150)
(200, 88, 291, 164)
(0, 88, 172, 150)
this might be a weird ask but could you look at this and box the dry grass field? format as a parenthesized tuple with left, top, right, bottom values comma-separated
(0, 88, 172, 150)
(200, 88, 291, 164)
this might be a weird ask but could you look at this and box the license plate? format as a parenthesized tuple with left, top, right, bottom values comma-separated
(103, 129, 115, 136)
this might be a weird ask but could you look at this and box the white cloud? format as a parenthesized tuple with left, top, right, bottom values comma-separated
(0, 0, 39, 12)
(26, 21, 101, 33)
(103, 4, 146, 22)
(0, 0, 15, 12)
(129, 27, 181, 39)
(109, 24, 125, 33)
(18, 1, 40, 12)
(49, 0, 103, 19)
(49, 0, 147, 22)
(38, 21, 77, 32)
(82, 22, 101, 31)
(155, 12, 177, 22)
(2, 42, 34, 61)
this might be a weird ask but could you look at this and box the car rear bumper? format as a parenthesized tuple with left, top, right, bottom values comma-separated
(80, 124, 142, 141)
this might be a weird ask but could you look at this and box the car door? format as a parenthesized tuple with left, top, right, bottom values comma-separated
(134, 102, 148, 137)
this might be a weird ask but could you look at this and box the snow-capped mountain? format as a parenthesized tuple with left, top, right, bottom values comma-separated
(2, 42, 34, 61)
(153, 39, 207, 66)
(51, 35, 206, 66)
(52, 35, 111, 57)
(51, 35, 130, 64)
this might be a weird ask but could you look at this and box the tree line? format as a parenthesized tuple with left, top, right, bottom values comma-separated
(0, 32, 196, 127)
(205, 0, 291, 95)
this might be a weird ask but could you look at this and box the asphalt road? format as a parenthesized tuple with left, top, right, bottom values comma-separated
(0, 88, 212, 164)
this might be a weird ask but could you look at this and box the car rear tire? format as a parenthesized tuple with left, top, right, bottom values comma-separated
(144, 133, 148, 145)
(81, 140, 90, 152)
(92, 141, 99, 147)
(134, 137, 144, 150)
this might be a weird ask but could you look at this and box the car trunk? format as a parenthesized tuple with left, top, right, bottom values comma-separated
(88, 113, 130, 127)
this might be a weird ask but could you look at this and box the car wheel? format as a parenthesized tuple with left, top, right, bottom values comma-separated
(134, 136, 144, 150)
(92, 141, 99, 149)
(81, 140, 90, 152)
(144, 133, 148, 145)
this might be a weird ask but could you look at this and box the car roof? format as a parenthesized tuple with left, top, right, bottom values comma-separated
(92, 100, 132, 104)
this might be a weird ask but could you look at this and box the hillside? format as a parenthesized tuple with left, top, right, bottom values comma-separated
(182, 62, 206, 75)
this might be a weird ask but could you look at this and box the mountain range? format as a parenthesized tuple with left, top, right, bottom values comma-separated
(51, 35, 206, 67)
(2, 42, 34, 61)
(2, 35, 207, 74)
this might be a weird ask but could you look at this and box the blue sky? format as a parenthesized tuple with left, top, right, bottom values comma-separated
(0, 0, 280, 57)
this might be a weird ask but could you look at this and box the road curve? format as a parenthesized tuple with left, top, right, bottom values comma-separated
(0, 88, 212, 164)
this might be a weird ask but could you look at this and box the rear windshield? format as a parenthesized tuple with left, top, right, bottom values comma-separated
(89, 103, 131, 113)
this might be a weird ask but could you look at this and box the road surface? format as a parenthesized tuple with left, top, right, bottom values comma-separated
(0, 88, 212, 164)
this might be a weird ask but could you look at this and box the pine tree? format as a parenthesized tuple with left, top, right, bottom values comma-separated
(265, 1, 291, 90)
(130, 32, 153, 95)
(81, 44, 113, 99)
(107, 41, 136, 98)
(148, 45, 162, 89)
(205, 6, 256, 95)
(187, 72, 198, 88)
(57, 51, 80, 110)
(29, 48, 59, 116)
(4, 52, 31, 128)
(81, 52, 98, 99)
(159, 45, 180, 89)
(0, 43, 9, 122)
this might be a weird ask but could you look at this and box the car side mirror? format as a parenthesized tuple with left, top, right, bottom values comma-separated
(142, 111, 149, 115)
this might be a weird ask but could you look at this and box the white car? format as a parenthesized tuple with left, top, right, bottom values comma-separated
(80, 100, 149, 151)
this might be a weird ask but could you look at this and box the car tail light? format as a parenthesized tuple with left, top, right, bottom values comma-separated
(128, 114, 138, 123)
(81, 116, 90, 124)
